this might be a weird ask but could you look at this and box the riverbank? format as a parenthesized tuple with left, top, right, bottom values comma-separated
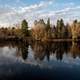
(43, 39, 80, 42)
(0, 36, 80, 43)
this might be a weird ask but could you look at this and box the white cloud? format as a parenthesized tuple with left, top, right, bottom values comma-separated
(0, 0, 79, 27)
(38, 6, 80, 25)
(33, 2, 75, 18)
(18, 0, 53, 14)
(0, 0, 53, 27)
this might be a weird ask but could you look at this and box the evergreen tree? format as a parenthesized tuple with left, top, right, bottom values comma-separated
(45, 18, 52, 38)
(46, 18, 50, 31)
(60, 19, 64, 29)
(56, 19, 65, 38)
(21, 19, 29, 36)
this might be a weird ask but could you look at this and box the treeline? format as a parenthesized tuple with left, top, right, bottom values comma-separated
(31, 19, 80, 41)
(0, 19, 80, 41)
(0, 20, 29, 39)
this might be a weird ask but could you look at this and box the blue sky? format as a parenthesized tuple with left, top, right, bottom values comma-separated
(0, 0, 80, 26)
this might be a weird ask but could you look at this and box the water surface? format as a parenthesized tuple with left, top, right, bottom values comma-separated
(0, 41, 80, 80)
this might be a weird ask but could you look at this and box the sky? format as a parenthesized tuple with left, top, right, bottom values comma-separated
(0, 0, 80, 27)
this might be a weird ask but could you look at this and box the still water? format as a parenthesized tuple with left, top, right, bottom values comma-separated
(0, 41, 80, 80)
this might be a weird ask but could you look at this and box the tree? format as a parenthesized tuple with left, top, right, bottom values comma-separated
(21, 19, 29, 36)
(64, 23, 70, 38)
(31, 19, 46, 40)
(71, 20, 78, 40)
(51, 25, 56, 38)
(45, 18, 51, 39)
(56, 19, 65, 38)
(46, 18, 50, 31)
(60, 19, 64, 28)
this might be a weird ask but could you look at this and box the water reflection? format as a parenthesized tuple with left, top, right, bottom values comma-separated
(0, 41, 80, 80)
(21, 42, 29, 60)
(70, 42, 80, 59)
(0, 41, 80, 63)
(31, 42, 72, 61)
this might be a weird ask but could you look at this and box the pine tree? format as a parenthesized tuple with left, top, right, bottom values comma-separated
(46, 18, 50, 31)
(46, 18, 51, 38)
(21, 19, 29, 36)
(56, 19, 65, 38)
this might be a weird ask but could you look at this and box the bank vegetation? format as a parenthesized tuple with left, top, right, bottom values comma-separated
(0, 19, 80, 42)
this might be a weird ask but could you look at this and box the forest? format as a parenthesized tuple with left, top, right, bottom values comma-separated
(0, 19, 80, 42)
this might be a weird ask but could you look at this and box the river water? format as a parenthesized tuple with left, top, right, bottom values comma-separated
(0, 41, 80, 80)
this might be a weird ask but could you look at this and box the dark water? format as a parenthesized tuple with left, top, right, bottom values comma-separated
(0, 41, 80, 80)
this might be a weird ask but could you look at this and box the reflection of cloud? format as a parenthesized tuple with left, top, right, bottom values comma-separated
(0, 46, 18, 64)
(0, 47, 16, 58)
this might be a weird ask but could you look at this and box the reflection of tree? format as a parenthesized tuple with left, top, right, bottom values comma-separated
(44, 43, 52, 61)
(21, 42, 29, 60)
(31, 41, 45, 61)
(0, 41, 29, 60)
(55, 42, 71, 61)
(31, 41, 71, 61)
(0, 41, 80, 61)
(70, 42, 80, 59)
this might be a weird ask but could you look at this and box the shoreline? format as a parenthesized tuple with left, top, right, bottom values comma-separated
(0, 36, 79, 42)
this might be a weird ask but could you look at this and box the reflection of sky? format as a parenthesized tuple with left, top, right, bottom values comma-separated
(0, 47, 16, 57)
(23, 46, 80, 69)
(0, 45, 80, 69)
(0, 46, 19, 64)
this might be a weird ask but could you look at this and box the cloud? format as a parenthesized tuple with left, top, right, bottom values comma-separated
(18, 0, 52, 14)
(0, 0, 79, 27)
(38, 7, 73, 18)
(38, 5, 80, 24)
(0, 0, 53, 15)
(0, 0, 53, 26)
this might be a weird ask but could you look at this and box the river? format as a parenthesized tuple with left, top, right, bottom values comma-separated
(0, 41, 80, 80)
